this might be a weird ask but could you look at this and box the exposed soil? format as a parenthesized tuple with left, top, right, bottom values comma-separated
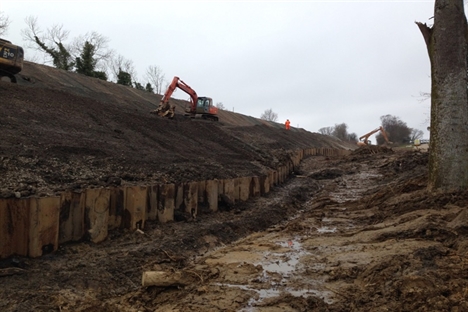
(0, 62, 350, 198)
(1, 63, 467, 311)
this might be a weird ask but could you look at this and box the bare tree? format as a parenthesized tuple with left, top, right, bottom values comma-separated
(318, 126, 334, 136)
(0, 11, 10, 36)
(110, 54, 136, 83)
(347, 133, 358, 142)
(145, 65, 166, 94)
(260, 108, 278, 122)
(332, 123, 349, 141)
(376, 115, 411, 145)
(22, 16, 113, 74)
(319, 123, 357, 142)
(71, 32, 113, 76)
(416, 0, 468, 190)
(22, 16, 75, 70)
(216, 102, 226, 110)
(415, 91, 432, 126)
(410, 129, 424, 143)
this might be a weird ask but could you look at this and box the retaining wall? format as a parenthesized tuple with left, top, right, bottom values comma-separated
(0, 148, 350, 259)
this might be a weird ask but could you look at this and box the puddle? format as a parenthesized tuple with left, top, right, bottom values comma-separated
(254, 239, 304, 279)
(213, 281, 334, 312)
(260, 255, 298, 276)
(316, 226, 337, 233)
(210, 238, 334, 310)
(215, 282, 333, 311)
(321, 216, 356, 232)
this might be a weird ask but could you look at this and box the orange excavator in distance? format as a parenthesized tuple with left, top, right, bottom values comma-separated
(357, 126, 392, 146)
(151, 76, 219, 121)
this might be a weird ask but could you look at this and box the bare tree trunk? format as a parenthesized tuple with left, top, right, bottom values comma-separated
(416, 0, 468, 190)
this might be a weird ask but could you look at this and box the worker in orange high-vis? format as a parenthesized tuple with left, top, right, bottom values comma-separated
(285, 119, 291, 130)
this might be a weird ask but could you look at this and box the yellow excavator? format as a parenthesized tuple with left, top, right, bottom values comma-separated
(0, 38, 24, 83)
(357, 126, 392, 146)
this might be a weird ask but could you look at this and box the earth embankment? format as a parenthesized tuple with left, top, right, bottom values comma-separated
(0, 62, 352, 198)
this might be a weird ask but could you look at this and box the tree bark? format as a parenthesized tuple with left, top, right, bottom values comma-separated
(416, 0, 468, 190)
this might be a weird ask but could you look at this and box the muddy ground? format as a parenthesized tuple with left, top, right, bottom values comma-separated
(2, 146, 468, 311)
(1, 64, 468, 311)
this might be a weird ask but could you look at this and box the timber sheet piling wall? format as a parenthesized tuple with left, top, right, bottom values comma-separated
(0, 148, 350, 259)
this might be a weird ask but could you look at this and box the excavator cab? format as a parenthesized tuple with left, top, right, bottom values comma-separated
(195, 97, 217, 115)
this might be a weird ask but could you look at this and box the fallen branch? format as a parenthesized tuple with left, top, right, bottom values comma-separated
(161, 249, 177, 261)
(324, 285, 350, 299)
(0, 267, 27, 277)
(160, 249, 186, 262)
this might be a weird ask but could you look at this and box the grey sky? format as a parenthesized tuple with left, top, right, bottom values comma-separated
(3, 1, 437, 141)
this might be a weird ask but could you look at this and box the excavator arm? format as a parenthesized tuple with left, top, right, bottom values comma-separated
(380, 127, 391, 144)
(357, 126, 392, 146)
(359, 127, 381, 142)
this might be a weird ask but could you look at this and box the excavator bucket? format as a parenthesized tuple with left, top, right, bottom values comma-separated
(150, 102, 175, 119)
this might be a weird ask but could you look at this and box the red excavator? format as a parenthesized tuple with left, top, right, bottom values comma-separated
(357, 126, 392, 146)
(0, 38, 24, 83)
(151, 76, 218, 121)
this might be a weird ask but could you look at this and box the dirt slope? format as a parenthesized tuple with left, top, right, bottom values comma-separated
(0, 62, 352, 198)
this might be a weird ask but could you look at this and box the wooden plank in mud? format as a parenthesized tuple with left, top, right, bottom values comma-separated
(223, 179, 236, 204)
(0, 198, 30, 258)
(147, 185, 158, 221)
(238, 177, 250, 202)
(124, 186, 147, 230)
(59, 191, 85, 244)
(184, 182, 198, 218)
(29, 196, 60, 258)
(261, 175, 270, 195)
(109, 187, 124, 229)
(174, 183, 184, 211)
(158, 184, 175, 223)
(279, 166, 285, 184)
(85, 188, 110, 244)
(198, 181, 206, 203)
(250, 177, 261, 197)
(205, 180, 218, 212)
(217, 179, 224, 199)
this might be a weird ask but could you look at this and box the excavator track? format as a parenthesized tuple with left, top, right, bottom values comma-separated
(0, 69, 17, 83)
(183, 113, 219, 122)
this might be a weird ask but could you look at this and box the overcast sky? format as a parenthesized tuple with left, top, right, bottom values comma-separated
(3, 1, 439, 141)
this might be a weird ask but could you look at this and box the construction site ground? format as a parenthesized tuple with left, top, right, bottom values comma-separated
(1, 63, 468, 311)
